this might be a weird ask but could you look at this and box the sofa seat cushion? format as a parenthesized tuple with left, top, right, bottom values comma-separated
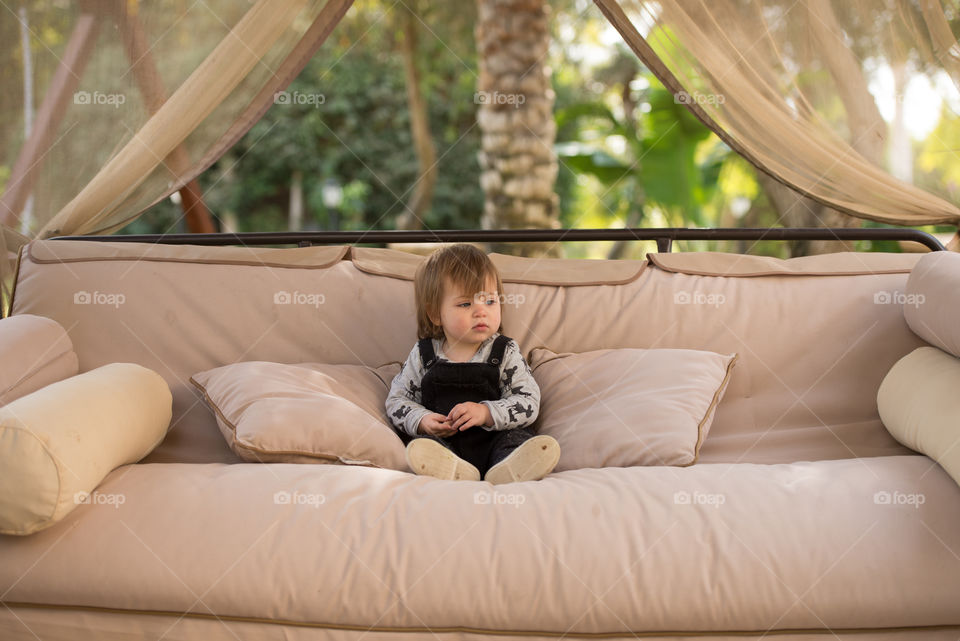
(191, 361, 407, 470)
(529, 347, 737, 470)
(0, 314, 78, 406)
(1, 456, 958, 634)
(0, 363, 172, 535)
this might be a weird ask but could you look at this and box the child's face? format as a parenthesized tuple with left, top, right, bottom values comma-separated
(432, 276, 501, 350)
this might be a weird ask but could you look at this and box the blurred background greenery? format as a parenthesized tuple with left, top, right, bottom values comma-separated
(6, 0, 957, 259)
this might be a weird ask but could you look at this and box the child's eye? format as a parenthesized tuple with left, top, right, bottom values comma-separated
(457, 302, 471, 308)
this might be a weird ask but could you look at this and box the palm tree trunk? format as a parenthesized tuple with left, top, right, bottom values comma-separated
(475, 0, 561, 257)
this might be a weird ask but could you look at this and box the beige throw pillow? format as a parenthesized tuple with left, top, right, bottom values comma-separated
(878, 346, 960, 488)
(529, 347, 737, 471)
(190, 361, 407, 470)
(0, 363, 172, 535)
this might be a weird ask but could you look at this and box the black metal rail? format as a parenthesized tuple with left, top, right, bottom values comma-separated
(49, 227, 946, 252)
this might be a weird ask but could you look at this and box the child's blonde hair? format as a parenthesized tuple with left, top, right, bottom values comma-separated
(414, 244, 504, 340)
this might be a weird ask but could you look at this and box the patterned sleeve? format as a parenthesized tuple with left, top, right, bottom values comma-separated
(385, 344, 432, 437)
(480, 339, 540, 430)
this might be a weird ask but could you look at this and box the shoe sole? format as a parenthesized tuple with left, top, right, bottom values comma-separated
(484, 435, 560, 484)
(406, 438, 481, 481)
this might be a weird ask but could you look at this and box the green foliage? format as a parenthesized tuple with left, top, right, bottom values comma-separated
(555, 69, 725, 230)
(128, 1, 484, 234)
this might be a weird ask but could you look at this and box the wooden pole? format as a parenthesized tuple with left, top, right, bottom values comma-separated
(115, 1, 215, 233)
(0, 12, 100, 227)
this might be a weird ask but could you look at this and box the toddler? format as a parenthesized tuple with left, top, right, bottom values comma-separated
(386, 243, 560, 483)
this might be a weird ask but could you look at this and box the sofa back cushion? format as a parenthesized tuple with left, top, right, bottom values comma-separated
(9, 240, 924, 464)
(0, 314, 78, 405)
(903, 250, 960, 358)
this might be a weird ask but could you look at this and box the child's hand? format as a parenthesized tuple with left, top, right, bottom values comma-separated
(448, 402, 492, 432)
(418, 413, 457, 437)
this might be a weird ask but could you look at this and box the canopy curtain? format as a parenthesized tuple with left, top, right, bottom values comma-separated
(595, 0, 960, 246)
(0, 0, 352, 310)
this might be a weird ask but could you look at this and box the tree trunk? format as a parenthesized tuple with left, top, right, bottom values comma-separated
(289, 170, 304, 232)
(475, 0, 561, 257)
(395, 0, 437, 231)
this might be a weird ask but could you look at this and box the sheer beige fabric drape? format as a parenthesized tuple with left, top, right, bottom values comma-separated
(595, 0, 960, 236)
(0, 0, 351, 311)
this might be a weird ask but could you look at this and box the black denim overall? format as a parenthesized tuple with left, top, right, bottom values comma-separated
(408, 334, 534, 475)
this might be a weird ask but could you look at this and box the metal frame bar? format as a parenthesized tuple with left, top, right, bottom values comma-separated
(49, 227, 946, 252)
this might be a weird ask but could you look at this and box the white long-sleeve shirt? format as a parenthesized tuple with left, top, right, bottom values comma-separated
(385, 333, 540, 437)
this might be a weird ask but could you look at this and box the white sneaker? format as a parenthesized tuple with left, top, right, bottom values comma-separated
(484, 435, 560, 484)
(405, 438, 481, 481)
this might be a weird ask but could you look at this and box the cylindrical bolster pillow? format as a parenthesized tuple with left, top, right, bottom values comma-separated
(0, 314, 79, 405)
(0, 363, 172, 535)
(878, 346, 960, 488)
(904, 251, 960, 358)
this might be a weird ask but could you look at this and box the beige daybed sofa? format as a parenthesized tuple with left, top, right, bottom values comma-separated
(1, 238, 959, 640)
